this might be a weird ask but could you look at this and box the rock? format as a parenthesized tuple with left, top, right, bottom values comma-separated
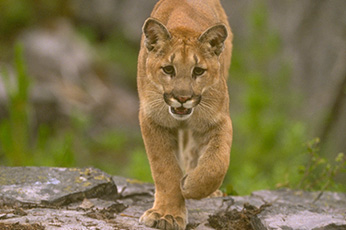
(253, 190, 346, 230)
(0, 167, 117, 206)
(0, 167, 345, 229)
(112, 175, 155, 198)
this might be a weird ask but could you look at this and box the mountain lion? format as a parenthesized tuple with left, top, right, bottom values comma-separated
(137, 0, 233, 229)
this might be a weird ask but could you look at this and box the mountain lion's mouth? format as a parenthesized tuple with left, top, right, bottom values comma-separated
(170, 106, 192, 115)
(169, 106, 194, 120)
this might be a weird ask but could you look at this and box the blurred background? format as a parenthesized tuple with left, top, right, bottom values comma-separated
(0, 0, 345, 195)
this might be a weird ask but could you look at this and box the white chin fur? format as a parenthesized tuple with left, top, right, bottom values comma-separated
(168, 107, 194, 120)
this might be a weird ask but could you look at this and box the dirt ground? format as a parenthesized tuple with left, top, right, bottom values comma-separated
(0, 223, 45, 230)
(207, 203, 270, 230)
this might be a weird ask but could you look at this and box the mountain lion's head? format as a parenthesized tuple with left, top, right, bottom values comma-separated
(142, 18, 228, 120)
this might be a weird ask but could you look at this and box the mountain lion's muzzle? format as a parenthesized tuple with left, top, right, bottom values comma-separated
(163, 92, 201, 120)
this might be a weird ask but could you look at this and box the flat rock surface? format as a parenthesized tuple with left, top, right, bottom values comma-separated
(0, 167, 117, 205)
(0, 167, 345, 230)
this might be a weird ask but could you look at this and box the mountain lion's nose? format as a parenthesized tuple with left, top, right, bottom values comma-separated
(175, 96, 191, 103)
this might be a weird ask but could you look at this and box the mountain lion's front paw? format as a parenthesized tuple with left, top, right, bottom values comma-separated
(181, 171, 223, 199)
(139, 208, 186, 230)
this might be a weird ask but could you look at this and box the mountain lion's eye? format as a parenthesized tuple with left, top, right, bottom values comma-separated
(193, 67, 206, 76)
(162, 65, 175, 75)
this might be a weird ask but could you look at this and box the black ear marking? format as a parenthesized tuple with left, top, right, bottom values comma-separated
(198, 24, 228, 56)
(142, 18, 171, 51)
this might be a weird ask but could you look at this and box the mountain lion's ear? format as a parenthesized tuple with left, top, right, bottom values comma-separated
(198, 24, 228, 56)
(142, 18, 171, 52)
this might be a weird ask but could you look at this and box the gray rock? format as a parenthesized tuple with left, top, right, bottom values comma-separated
(253, 190, 346, 230)
(0, 167, 117, 206)
(113, 175, 155, 198)
(0, 167, 345, 230)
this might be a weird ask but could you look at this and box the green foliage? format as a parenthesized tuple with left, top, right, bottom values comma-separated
(0, 44, 146, 179)
(0, 44, 76, 167)
(224, 2, 307, 194)
(99, 32, 138, 86)
(78, 27, 139, 89)
(294, 138, 346, 192)
(125, 148, 153, 183)
(87, 130, 131, 174)
(0, 0, 72, 61)
(0, 44, 31, 165)
(0, 0, 35, 37)
(0, 0, 71, 37)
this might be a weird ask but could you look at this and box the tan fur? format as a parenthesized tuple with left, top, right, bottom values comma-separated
(137, 0, 232, 229)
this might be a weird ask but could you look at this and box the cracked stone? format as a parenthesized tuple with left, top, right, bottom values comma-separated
(0, 167, 345, 230)
(0, 167, 117, 206)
